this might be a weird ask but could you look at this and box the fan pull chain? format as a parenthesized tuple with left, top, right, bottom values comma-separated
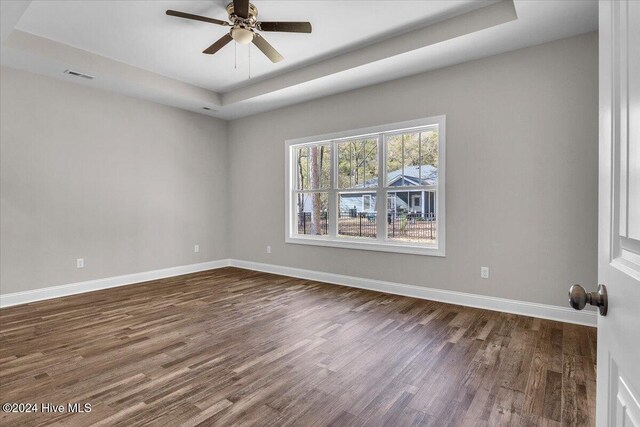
(234, 42, 237, 69)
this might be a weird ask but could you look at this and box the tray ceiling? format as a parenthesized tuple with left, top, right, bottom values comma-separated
(0, 1, 598, 119)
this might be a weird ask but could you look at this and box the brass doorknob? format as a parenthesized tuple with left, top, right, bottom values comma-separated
(568, 284, 608, 316)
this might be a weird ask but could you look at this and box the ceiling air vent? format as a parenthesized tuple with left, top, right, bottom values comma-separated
(63, 69, 94, 80)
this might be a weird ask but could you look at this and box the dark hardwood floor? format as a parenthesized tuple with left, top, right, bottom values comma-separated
(0, 267, 597, 426)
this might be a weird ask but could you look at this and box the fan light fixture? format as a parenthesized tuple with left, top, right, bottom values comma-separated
(166, 1, 312, 63)
(231, 27, 254, 44)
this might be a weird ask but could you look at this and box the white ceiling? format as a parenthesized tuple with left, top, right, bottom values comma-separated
(0, 0, 598, 120)
(13, 0, 493, 93)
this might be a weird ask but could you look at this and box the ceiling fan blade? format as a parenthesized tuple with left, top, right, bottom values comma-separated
(203, 33, 233, 55)
(252, 34, 283, 63)
(166, 10, 229, 27)
(233, 0, 250, 19)
(257, 22, 312, 33)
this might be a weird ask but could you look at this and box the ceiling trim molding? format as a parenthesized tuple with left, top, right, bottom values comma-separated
(3, 30, 222, 109)
(222, 0, 517, 105)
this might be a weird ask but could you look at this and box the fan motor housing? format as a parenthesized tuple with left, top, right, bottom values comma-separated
(227, 2, 258, 25)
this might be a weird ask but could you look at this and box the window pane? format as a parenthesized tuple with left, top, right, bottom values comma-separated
(295, 144, 331, 190)
(296, 192, 329, 235)
(419, 127, 439, 185)
(402, 133, 420, 185)
(386, 128, 438, 186)
(386, 134, 402, 186)
(337, 138, 378, 189)
(386, 190, 437, 243)
(338, 192, 377, 238)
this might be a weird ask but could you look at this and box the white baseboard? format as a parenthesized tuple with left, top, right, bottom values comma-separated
(229, 259, 598, 327)
(0, 259, 231, 308)
(1, 258, 597, 327)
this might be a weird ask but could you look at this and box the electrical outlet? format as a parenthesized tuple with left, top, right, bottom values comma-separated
(194, 244, 200, 253)
(266, 245, 271, 254)
(481, 266, 489, 279)
(77, 258, 84, 269)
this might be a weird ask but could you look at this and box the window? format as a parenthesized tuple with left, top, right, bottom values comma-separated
(362, 195, 373, 211)
(285, 116, 445, 256)
(411, 194, 421, 211)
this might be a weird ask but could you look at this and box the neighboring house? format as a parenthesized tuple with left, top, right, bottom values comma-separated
(341, 164, 437, 218)
(300, 165, 438, 218)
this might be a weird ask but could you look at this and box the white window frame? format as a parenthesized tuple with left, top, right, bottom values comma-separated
(285, 116, 446, 257)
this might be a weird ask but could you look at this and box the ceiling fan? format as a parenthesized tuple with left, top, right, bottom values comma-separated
(166, 0, 312, 63)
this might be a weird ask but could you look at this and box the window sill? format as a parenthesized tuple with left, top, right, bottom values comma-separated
(285, 235, 445, 257)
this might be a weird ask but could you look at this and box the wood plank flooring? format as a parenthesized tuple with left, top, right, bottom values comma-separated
(0, 267, 597, 426)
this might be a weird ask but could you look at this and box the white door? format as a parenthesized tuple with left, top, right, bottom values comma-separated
(597, 1, 640, 425)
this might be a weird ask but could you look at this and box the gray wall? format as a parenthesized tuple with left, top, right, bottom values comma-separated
(0, 66, 228, 294)
(227, 32, 598, 307)
(1, 32, 598, 308)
